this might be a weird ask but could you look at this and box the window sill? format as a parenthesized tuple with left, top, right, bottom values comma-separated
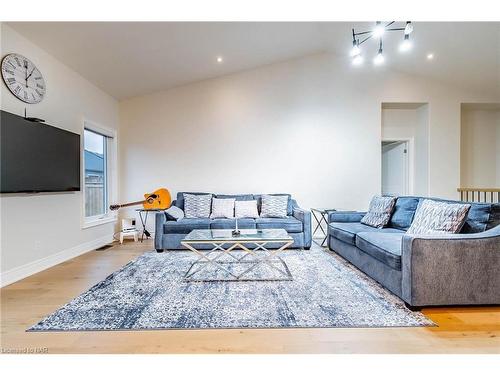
(82, 215, 117, 229)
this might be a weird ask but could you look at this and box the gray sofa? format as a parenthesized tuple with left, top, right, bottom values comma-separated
(155, 192, 311, 251)
(328, 196, 500, 308)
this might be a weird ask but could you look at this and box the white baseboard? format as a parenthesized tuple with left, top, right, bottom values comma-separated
(0, 235, 115, 288)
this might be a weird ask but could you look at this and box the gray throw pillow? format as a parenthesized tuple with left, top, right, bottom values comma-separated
(184, 193, 212, 218)
(165, 205, 184, 221)
(361, 196, 397, 228)
(407, 199, 471, 235)
(260, 194, 288, 218)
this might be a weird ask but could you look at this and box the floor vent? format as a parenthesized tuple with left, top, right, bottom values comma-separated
(96, 244, 114, 251)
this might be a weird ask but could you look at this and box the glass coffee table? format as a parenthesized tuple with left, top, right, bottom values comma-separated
(181, 229, 294, 282)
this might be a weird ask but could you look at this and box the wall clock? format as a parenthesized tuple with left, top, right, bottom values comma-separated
(1, 53, 46, 104)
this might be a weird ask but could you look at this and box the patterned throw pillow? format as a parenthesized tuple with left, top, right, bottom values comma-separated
(260, 195, 288, 218)
(361, 196, 397, 228)
(183, 193, 212, 218)
(210, 198, 235, 219)
(235, 200, 259, 218)
(407, 199, 471, 235)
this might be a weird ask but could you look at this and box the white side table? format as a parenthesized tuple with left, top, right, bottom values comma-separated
(120, 230, 138, 244)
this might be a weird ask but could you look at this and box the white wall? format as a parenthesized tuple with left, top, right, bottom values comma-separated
(119, 52, 499, 227)
(460, 107, 500, 187)
(381, 104, 429, 195)
(0, 24, 119, 285)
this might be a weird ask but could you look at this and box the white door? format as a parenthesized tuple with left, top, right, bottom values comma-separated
(382, 141, 409, 196)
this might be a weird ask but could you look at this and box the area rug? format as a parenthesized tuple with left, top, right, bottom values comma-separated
(29, 246, 435, 331)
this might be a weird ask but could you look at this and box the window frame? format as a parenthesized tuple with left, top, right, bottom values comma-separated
(81, 120, 117, 229)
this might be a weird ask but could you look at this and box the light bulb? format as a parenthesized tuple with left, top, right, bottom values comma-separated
(399, 35, 412, 52)
(404, 21, 414, 35)
(373, 50, 385, 65)
(216, 56, 223, 63)
(350, 42, 361, 57)
(352, 54, 363, 65)
(427, 53, 434, 60)
(373, 22, 385, 38)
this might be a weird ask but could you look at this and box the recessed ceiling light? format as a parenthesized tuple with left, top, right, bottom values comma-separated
(427, 53, 434, 60)
(216, 56, 223, 63)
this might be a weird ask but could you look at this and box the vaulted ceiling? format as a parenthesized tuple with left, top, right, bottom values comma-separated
(7, 22, 500, 100)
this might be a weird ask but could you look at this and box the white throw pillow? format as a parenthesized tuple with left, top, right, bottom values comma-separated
(235, 200, 259, 219)
(210, 198, 235, 219)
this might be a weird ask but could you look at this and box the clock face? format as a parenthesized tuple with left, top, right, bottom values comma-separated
(1, 53, 46, 104)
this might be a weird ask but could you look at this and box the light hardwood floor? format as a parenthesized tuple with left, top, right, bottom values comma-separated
(1, 240, 499, 354)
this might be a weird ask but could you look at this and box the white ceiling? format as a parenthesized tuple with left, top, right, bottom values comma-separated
(7, 22, 500, 100)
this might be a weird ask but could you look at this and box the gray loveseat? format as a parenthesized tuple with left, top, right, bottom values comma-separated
(328, 196, 500, 308)
(155, 192, 311, 251)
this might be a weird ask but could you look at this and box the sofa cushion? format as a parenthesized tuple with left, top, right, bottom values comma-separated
(356, 232, 404, 270)
(389, 196, 419, 230)
(255, 217, 303, 233)
(328, 222, 403, 246)
(215, 194, 254, 201)
(164, 218, 210, 234)
(210, 218, 256, 230)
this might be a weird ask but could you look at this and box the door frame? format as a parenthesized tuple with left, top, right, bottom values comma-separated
(381, 137, 414, 195)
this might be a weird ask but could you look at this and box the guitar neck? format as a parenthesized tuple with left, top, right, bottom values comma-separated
(114, 200, 146, 209)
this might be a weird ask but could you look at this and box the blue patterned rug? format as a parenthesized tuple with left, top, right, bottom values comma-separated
(29, 246, 435, 331)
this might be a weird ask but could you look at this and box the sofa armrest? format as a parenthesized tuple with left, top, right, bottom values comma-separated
(401, 226, 500, 306)
(293, 207, 312, 248)
(154, 212, 167, 250)
(328, 211, 366, 223)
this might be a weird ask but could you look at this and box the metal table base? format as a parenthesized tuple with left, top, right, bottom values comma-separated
(182, 240, 294, 282)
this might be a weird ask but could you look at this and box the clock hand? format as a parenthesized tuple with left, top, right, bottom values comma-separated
(24, 61, 28, 88)
(26, 67, 36, 81)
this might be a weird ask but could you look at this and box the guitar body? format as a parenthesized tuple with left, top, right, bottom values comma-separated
(143, 188, 171, 210)
(109, 188, 172, 211)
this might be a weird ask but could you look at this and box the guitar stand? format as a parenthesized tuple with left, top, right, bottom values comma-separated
(136, 209, 163, 242)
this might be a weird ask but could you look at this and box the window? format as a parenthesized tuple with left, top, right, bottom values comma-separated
(84, 129, 108, 218)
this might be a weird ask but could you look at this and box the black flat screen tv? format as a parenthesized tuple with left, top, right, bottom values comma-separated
(1, 110, 81, 193)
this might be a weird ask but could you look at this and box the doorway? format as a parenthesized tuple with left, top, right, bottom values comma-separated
(382, 140, 409, 196)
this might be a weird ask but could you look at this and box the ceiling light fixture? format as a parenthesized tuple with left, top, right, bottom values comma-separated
(373, 41, 385, 65)
(350, 21, 415, 66)
(373, 22, 385, 38)
(399, 34, 412, 52)
(427, 53, 434, 60)
(352, 54, 364, 66)
(404, 21, 414, 35)
(216, 56, 223, 63)
(350, 39, 361, 57)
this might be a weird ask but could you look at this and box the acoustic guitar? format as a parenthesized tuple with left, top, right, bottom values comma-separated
(109, 188, 171, 211)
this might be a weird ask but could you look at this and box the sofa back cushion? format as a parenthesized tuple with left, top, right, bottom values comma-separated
(389, 196, 419, 231)
(215, 194, 254, 201)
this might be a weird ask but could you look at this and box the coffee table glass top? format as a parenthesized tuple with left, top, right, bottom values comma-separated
(182, 229, 292, 242)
